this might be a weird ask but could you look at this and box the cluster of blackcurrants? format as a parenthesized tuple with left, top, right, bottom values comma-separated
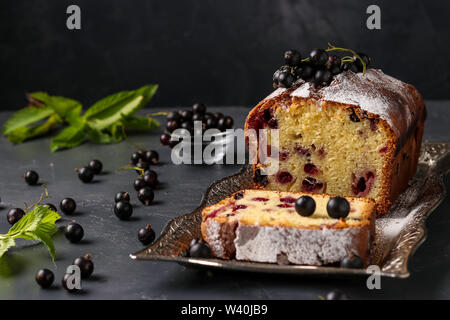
(160, 103, 234, 148)
(36, 254, 94, 291)
(113, 149, 160, 221)
(273, 48, 371, 88)
(76, 160, 103, 183)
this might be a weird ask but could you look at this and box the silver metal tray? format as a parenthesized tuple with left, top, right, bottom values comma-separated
(131, 142, 450, 278)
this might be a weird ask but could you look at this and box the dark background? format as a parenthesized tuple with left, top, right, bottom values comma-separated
(1, 0, 449, 110)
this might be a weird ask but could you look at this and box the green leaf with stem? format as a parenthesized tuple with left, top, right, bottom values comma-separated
(50, 125, 86, 152)
(2, 106, 55, 135)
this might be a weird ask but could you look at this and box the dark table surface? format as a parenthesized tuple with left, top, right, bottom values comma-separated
(0, 102, 449, 300)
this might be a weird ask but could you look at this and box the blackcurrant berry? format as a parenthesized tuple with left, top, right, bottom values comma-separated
(73, 254, 94, 278)
(341, 61, 359, 73)
(138, 187, 154, 206)
(189, 241, 211, 258)
(180, 110, 193, 121)
(340, 254, 364, 269)
(192, 113, 205, 122)
(62, 273, 79, 292)
(329, 64, 341, 76)
(190, 238, 200, 248)
(354, 52, 371, 72)
(145, 150, 159, 164)
(295, 196, 316, 217)
(314, 69, 333, 85)
(36, 269, 54, 288)
(326, 196, 350, 219)
(298, 62, 314, 79)
(115, 191, 130, 203)
(114, 200, 133, 220)
(160, 133, 171, 146)
(143, 170, 158, 187)
(76, 167, 94, 183)
(309, 49, 329, 66)
(205, 117, 218, 129)
(273, 69, 282, 86)
(181, 121, 194, 133)
(166, 120, 179, 133)
(138, 224, 156, 245)
(326, 290, 348, 300)
(7, 208, 25, 225)
(136, 161, 150, 173)
(45, 203, 58, 212)
(134, 177, 146, 191)
(217, 116, 233, 131)
(166, 111, 180, 122)
(277, 70, 295, 88)
(60, 198, 76, 214)
(214, 112, 224, 120)
(284, 49, 302, 66)
(192, 103, 206, 114)
(326, 54, 341, 69)
(64, 222, 84, 243)
(23, 170, 39, 185)
(131, 152, 142, 165)
(88, 159, 103, 175)
(204, 112, 214, 121)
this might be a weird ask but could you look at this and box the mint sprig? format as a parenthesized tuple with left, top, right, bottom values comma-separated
(0, 206, 61, 260)
(2, 84, 160, 151)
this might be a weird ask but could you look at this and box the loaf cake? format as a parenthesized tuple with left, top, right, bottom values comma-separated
(245, 69, 426, 215)
(201, 189, 375, 265)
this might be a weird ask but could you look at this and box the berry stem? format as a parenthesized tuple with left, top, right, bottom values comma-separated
(115, 165, 145, 176)
(24, 185, 50, 212)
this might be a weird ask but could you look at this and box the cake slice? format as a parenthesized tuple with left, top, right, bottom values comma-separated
(245, 69, 425, 215)
(201, 189, 375, 266)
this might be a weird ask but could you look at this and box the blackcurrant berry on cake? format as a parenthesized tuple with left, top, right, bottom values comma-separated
(160, 133, 171, 146)
(284, 49, 302, 66)
(64, 222, 84, 243)
(326, 196, 350, 219)
(114, 200, 133, 220)
(354, 52, 371, 72)
(341, 61, 359, 73)
(138, 224, 156, 245)
(88, 159, 103, 174)
(138, 187, 154, 206)
(76, 167, 94, 183)
(166, 120, 179, 133)
(296, 62, 315, 80)
(73, 254, 94, 278)
(192, 103, 207, 114)
(45, 203, 58, 212)
(189, 241, 211, 258)
(23, 170, 39, 185)
(340, 254, 364, 269)
(7, 208, 25, 225)
(35, 269, 54, 288)
(309, 49, 329, 66)
(314, 69, 333, 85)
(277, 70, 295, 88)
(60, 198, 76, 214)
(115, 191, 130, 203)
(295, 196, 316, 217)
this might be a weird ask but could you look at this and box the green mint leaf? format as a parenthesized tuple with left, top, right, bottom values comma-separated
(50, 125, 86, 152)
(29, 92, 83, 120)
(121, 115, 160, 130)
(110, 124, 127, 142)
(0, 206, 61, 260)
(2, 106, 55, 135)
(85, 124, 114, 144)
(6, 114, 61, 144)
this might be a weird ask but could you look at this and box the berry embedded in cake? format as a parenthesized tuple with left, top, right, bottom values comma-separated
(201, 189, 375, 266)
(246, 46, 426, 215)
